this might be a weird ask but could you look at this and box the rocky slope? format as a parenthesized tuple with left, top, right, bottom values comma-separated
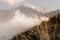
(11, 13, 60, 40)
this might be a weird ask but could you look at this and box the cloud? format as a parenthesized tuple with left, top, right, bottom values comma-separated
(0, 9, 40, 40)
(1, 0, 26, 5)
(13, 9, 40, 29)
(23, 3, 40, 11)
(40, 17, 49, 21)
(0, 9, 49, 40)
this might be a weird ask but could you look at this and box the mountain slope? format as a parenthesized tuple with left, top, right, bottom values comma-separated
(45, 10, 60, 17)
(11, 13, 60, 40)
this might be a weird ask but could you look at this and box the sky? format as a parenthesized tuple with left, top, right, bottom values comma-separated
(0, 0, 60, 11)
(25, 0, 60, 11)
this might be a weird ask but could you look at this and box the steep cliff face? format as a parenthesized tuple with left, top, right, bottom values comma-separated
(48, 13, 60, 40)
(11, 13, 60, 40)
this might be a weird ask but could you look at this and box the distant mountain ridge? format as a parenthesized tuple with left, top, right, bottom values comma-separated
(45, 9, 60, 17)
(0, 5, 60, 22)
(0, 5, 43, 22)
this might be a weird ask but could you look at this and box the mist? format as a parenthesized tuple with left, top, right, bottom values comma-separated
(0, 6, 50, 40)
(0, 9, 42, 40)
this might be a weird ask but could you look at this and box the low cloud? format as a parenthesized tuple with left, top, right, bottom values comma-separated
(0, 9, 40, 40)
